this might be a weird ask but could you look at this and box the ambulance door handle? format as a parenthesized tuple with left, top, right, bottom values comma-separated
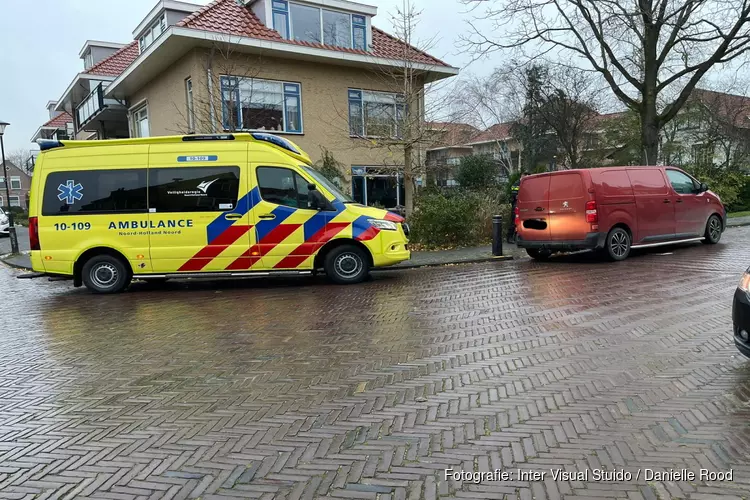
(224, 213, 243, 220)
(258, 214, 276, 220)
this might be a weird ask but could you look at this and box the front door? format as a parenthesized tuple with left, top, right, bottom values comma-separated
(665, 168, 705, 237)
(147, 143, 254, 273)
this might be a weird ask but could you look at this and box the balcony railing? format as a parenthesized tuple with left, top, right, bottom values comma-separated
(76, 83, 105, 128)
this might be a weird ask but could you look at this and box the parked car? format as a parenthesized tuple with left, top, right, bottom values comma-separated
(0, 208, 8, 237)
(734, 268, 750, 359)
(515, 166, 726, 261)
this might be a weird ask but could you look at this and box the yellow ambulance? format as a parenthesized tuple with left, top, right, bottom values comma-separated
(27, 133, 410, 293)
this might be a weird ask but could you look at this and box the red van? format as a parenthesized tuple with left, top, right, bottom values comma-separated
(515, 166, 726, 261)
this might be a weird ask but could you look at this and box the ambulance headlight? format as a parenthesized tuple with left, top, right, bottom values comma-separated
(368, 219, 398, 231)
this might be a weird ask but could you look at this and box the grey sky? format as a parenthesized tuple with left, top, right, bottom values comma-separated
(0, 0, 477, 155)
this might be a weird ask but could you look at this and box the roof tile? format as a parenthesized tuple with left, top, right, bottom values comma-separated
(42, 111, 73, 129)
(177, 0, 449, 66)
(85, 41, 140, 77)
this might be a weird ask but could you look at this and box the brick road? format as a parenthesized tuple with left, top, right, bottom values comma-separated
(2, 228, 750, 500)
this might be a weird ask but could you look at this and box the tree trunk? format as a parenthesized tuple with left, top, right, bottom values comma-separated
(641, 112, 659, 165)
(404, 144, 414, 218)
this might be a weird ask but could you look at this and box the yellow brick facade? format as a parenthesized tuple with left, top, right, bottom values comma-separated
(128, 48, 424, 184)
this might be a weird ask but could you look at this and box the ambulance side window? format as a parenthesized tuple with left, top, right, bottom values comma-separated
(257, 167, 311, 209)
(149, 166, 240, 212)
(42, 169, 148, 216)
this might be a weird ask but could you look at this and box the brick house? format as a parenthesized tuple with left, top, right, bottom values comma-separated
(46, 0, 458, 209)
(1, 161, 31, 210)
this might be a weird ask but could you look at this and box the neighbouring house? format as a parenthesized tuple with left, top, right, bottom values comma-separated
(30, 101, 74, 143)
(42, 0, 458, 210)
(424, 122, 479, 186)
(1, 161, 32, 210)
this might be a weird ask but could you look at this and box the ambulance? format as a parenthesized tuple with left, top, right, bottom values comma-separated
(26, 133, 410, 293)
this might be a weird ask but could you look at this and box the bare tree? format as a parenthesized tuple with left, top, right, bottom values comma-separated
(5, 149, 32, 174)
(463, 0, 750, 165)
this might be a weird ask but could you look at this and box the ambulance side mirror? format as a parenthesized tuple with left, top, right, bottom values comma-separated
(308, 184, 333, 211)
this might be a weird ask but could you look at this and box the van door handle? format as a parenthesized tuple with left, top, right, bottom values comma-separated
(535, 207, 544, 212)
(663, 199, 671, 204)
(676, 199, 683, 203)
(258, 214, 276, 220)
(225, 213, 243, 220)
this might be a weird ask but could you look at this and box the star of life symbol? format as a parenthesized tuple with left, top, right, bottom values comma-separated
(197, 179, 218, 193)
(57, 180, 84, 205)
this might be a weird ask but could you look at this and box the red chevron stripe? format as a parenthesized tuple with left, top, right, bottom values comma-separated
(178, 225, 253, 272)
(274, 222, 350, 269)
(226, 223, 301, 270)
(356, 226, 380, 242)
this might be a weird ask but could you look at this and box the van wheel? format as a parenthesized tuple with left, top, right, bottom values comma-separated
(526, 248, 551, 261)
(324, 245, 370, 284)
(81, 254, 131, 294)
(606, 227, 631, 261)
(703, 215, 722, 244)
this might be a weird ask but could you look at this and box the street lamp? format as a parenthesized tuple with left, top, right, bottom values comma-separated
(0, 120, 19, 254)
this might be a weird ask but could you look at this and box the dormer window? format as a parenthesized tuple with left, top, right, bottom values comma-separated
(272, 0, 368, 51)
(139, 13, 167, 53)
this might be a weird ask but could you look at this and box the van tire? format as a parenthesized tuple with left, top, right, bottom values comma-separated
(324, 245, 370, 284)
(702, 215, 722, 244)
(81, 254, 131, 294)
(606, 227, 631, 261)
(526, 248, 551, 261)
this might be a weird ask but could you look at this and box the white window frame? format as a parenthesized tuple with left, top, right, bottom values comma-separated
(130, 102, 150, 138)
(185, 77, 195, 133)
(84, 51, 93, 70)
(139, 13, 167, 53)
(9, 196, 20, 208)
(0, 177, 4, 189)
(10, 176, 21, 190)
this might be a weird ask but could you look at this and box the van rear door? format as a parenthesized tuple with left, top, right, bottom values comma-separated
(548, 172, 588, 241)
(517, 174, 551, 241)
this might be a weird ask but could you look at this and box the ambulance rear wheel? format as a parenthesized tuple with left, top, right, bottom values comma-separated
(324, 245, 370, 284)
(81, 254, 132, 294)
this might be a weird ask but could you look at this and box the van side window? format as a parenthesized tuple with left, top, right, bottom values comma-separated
(42, 169, 148, 216)
(666, 169, 697, 195)
(149, 166, 240, 213)
(257, 167, 310, 209)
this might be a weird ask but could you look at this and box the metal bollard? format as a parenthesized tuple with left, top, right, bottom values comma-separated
(492, 215, 503, 256)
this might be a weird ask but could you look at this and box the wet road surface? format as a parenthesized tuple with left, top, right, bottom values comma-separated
(1, 227, 750, 499)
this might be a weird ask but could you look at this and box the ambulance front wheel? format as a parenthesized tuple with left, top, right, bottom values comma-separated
(81, 254, 132, 294)
(324, 245, 370, 284)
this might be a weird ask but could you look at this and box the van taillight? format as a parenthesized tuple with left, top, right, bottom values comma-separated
(514, 206, 520, 224)
(585, 201, 598, 223)
(29, 217, 40, 251)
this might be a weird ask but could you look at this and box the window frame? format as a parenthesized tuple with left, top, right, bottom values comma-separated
(185, 77, 195, 133)
(9, 196, 20, 207)
(220, 76, 303, 134)
(139, 13, 167, 53)
(348, 88, 406, 139)
(665, 169, 700, 195)
(272, 0, 367, 51)
(0, 177, 5, 189)
(256, 166, 315, 210)
(10, 176, 22, 190)
(130, 102, 150, 138)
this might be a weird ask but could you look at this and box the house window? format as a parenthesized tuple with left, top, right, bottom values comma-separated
(352, 15, 366, 50)
(139, 13, 167, 53)
(185, 78, 195, 133)
(348, 89, 405, 138)
(9, 196, 20, 207)
(132, 104, 150, 138)
(272, 0, 368, 50)
(0, 177, 4, 189)
(10, 177, 21, 190)
(220, 76, 302, 133)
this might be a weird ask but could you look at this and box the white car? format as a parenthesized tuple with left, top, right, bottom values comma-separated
(0, 208, 9, 237)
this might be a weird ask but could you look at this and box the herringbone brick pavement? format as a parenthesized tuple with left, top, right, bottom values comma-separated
(1, 227, 750, 499)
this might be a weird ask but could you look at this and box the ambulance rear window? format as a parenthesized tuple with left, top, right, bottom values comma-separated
(42, 169, 148, 215)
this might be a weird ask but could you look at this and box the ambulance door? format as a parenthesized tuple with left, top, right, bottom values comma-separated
(147, 141, 255, 273)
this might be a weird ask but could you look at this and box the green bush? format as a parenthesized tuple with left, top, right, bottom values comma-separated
(314, 147, 345, 189)
(409, 188, 510, 248)
(682, 165, 747, 208)
(455, 155, 500, 190)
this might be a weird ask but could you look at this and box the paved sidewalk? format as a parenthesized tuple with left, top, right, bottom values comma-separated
(728, 215, 750, 227)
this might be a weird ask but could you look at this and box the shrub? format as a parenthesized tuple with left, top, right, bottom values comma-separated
(682, 164, 747, 208)
(314, 148, 345, 189)
(455, 155, 500, 190)
(409, 188, 510, 248)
